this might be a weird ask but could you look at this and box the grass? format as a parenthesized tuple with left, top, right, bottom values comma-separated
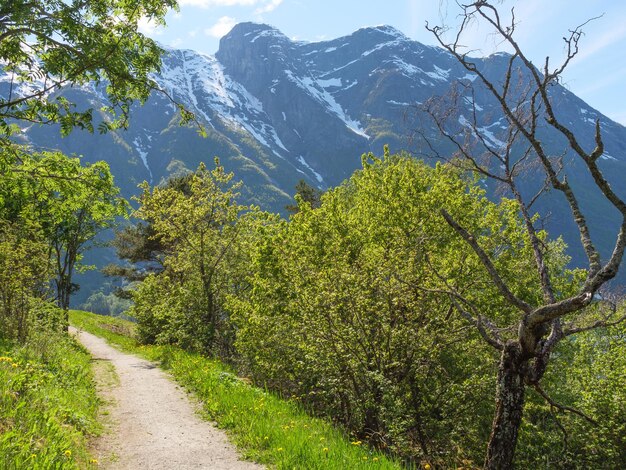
(70, 310, 403, 469)
(0, 329, 100, 469)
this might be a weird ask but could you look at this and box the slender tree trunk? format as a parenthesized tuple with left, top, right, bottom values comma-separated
(55, 275, 71, 331)
(485, 341, 527, 469)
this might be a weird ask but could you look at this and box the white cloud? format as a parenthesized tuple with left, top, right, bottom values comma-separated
(205, 16, 237, 38)
(179, 0, 256, 7)
(255, 0, 283, 15)
(138, 16, 164, 36)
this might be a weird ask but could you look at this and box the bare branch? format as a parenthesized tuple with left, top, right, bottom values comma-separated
(426, 2, 606, 276)
(394, 267, 506, 350)
(449, 297, 504, 350)
(533, 384, 598, 426)
(563, 300, 626, 336)
(440, 209, 532, 313)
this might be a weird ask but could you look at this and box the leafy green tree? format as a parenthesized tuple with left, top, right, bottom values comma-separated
(131, 161, 249, 354)
(102, 173, 196, 299)
(81, 290, 132, 317)
(0, 221, 51, 341)
(285, 179, 322, 214)
(43, 156, 126, 312)
(0, 0, 183, 331)
(1, 149, 126, 319)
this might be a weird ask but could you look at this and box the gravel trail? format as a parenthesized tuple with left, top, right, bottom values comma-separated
(71, 327, 263, 470)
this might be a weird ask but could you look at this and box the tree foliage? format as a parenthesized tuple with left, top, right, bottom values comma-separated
(0, 0, 178, 137)
(228, 151, 585, 465)
(130, 161, 252, 354)
(0, 0, 174, 337)
(285, 179, 322, 214)
(127, 149, 626, 467)
(0, 148, 126, 328)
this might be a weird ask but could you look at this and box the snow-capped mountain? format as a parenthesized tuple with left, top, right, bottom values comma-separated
(8, 22, 626, 291)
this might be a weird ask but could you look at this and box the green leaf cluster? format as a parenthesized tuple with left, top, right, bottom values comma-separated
(0, 0, 177, 136)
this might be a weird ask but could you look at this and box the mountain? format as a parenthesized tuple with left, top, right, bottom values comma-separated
(6, 22, 626, 300)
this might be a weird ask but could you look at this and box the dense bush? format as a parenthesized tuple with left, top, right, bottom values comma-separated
(129, 152, 625, 467)
(229, 153, 570, 465)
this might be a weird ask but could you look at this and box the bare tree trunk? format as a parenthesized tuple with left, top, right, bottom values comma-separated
(485, 341, 526, 469)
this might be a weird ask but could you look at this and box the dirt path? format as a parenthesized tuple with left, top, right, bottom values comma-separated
(71, 327, 263, 470)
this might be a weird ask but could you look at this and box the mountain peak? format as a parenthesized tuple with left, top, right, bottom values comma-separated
(338, 24, 408, 45)
(221, 22, 288, 45)
(357, 24, 406, 38)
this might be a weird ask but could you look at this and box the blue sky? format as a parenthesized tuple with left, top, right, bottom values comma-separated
(139, 0, 626, 125)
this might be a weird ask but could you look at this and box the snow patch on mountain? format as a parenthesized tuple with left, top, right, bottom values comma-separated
(424, 65, 450, 81)
(459, 115, 507, 149)
(297, 155, 324, 184)
(158, 49, 294, 155)
(318, 78, 342, 88)
(247, 27, 287, 43)
(362, 38, 407, 58)
(132, 137, 154, 183)
(464, 96, 483, 112)
(389, 58, 450, 84)
(284, 70, 369, 139)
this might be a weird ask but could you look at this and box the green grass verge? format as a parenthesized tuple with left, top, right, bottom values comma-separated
(70, 310, 403, 469)
(0, 330, 100, 469)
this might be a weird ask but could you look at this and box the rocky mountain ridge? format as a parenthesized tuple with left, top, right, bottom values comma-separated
(4, 22, 626, 298)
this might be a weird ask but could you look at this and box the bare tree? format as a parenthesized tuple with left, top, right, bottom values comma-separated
(418, 2, 626, 468)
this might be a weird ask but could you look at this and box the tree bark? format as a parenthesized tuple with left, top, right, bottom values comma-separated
(485, 341, 526, 469)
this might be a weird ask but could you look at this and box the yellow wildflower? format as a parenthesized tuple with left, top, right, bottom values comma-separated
(64, 450, 72, 458)
(373, 457, 379, 462)
(322, 447, 329, 452)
